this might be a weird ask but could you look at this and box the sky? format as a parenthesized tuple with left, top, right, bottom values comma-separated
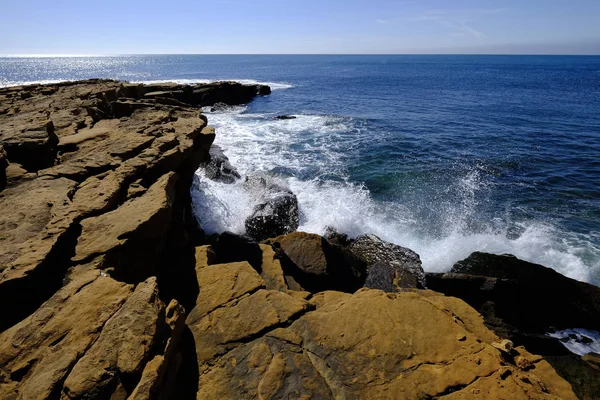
(2, 0, 600, 55)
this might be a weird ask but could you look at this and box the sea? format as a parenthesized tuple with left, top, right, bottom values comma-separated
(1, 55, 599, 285)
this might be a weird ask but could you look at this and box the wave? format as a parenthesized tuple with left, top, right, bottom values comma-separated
(191, 108, 600, 285)
(547, 328, 600, 356)
(133, 78, 294, 90)
(0, 78, 77, 88)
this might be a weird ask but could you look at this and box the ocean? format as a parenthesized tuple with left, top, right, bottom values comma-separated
(1, 55, 599, 285)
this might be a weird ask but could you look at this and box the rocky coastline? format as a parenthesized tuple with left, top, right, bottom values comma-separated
(0, 80, 598, 399)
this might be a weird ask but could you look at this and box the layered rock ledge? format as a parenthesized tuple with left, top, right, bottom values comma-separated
(0, 80, 586, 399)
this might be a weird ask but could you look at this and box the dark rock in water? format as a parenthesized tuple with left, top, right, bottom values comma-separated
(214, 231, 262, 271)
(245, 193, 299, 242)
(209, 102, 229, 112)
(264, 232, 366, 293)
(202, 145, 241, 184)
(244, 175, 299, 241)
(257, 85, 271, 96)
(428, 252, 600, 334)
(348, 234, 426, 290)
(323, 226, 351, 247)
(275, 115, 297, 120)
(364, 260, 421, 291)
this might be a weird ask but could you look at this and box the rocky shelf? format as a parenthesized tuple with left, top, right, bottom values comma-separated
(0, 80, 598, 399)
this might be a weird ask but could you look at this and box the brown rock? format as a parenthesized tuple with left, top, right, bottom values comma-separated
(195, 289, 576, 399)
(63, 278, 163, 399)
(259, 243, 288, 291)
(73, 172, 177, 280)
(266, 232, 366, 293)
(0, 269, 132, 399)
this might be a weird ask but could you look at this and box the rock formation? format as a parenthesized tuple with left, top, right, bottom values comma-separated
(0, 81, 583, 399)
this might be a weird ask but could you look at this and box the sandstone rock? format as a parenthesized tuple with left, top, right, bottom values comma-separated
(0, 144, 7, 190)
(0, 269, 132, 399)
(0, 118, 58, 170)
(349, 234, 427, 289)
(62, 278, 164, 399)
(73, 172, 176, 280)
(259, 244, 288, 291)
(195, 289, 576, 399)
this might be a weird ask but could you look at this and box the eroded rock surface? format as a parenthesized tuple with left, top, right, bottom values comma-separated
(0, 79, 268, 398)
(187, 244, 577, 400)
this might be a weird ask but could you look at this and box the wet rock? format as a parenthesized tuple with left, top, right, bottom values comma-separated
(209, 102, 229, 112)
(364, 260, 421, 291)
(275, 115, 296, 120)
(426, 252, 600, 335)
(244, 175, 300, 241)
(202, 145, 241, 183)
(349, 234, 426, 289)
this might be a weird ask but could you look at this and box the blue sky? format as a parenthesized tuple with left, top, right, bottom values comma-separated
(2, 0, 600, 55)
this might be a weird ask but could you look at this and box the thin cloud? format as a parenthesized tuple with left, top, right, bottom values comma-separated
(376, 19, 389, 25)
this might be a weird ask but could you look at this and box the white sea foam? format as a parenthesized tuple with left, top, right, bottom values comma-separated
(0, 78, 294, 90)
(547, 328, 600, 356)
(133, 78, 294, 90)
(190, 108, 600, 284)
(0, 78, 77, 88)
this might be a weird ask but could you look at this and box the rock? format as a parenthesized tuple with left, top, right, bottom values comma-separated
(349, 234, 426, 289)
(0, 79, 269, 390)
(0, 145, 7, 190)
(209, 102, 229, 112)
(201, 145, 241, 183)
(275, 115, 296, 120)
(62, 278, 165, 399)
(214, 231, 263, 270)
(426, 252, 600, 335)
(265, 232, 366, 293)
(426, 252, 600, 400)
(245, 192, 299, 241)
(1, 119, 58, 170)
(73, 172, 177, 281)
(364, 260, 421, 291)
(259, 244, 288, 291)
(194, 287, 577, 399)
(0, 269, 132, 399)
(244, 175, 300, 241)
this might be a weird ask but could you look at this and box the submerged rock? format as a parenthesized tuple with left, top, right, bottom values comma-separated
(244, 175, 299, 241)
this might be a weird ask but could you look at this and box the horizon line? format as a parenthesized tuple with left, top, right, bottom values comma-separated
(1, 53, 600, 58)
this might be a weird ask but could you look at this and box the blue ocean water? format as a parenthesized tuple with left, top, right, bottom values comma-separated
(1, 55, 599, 284)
